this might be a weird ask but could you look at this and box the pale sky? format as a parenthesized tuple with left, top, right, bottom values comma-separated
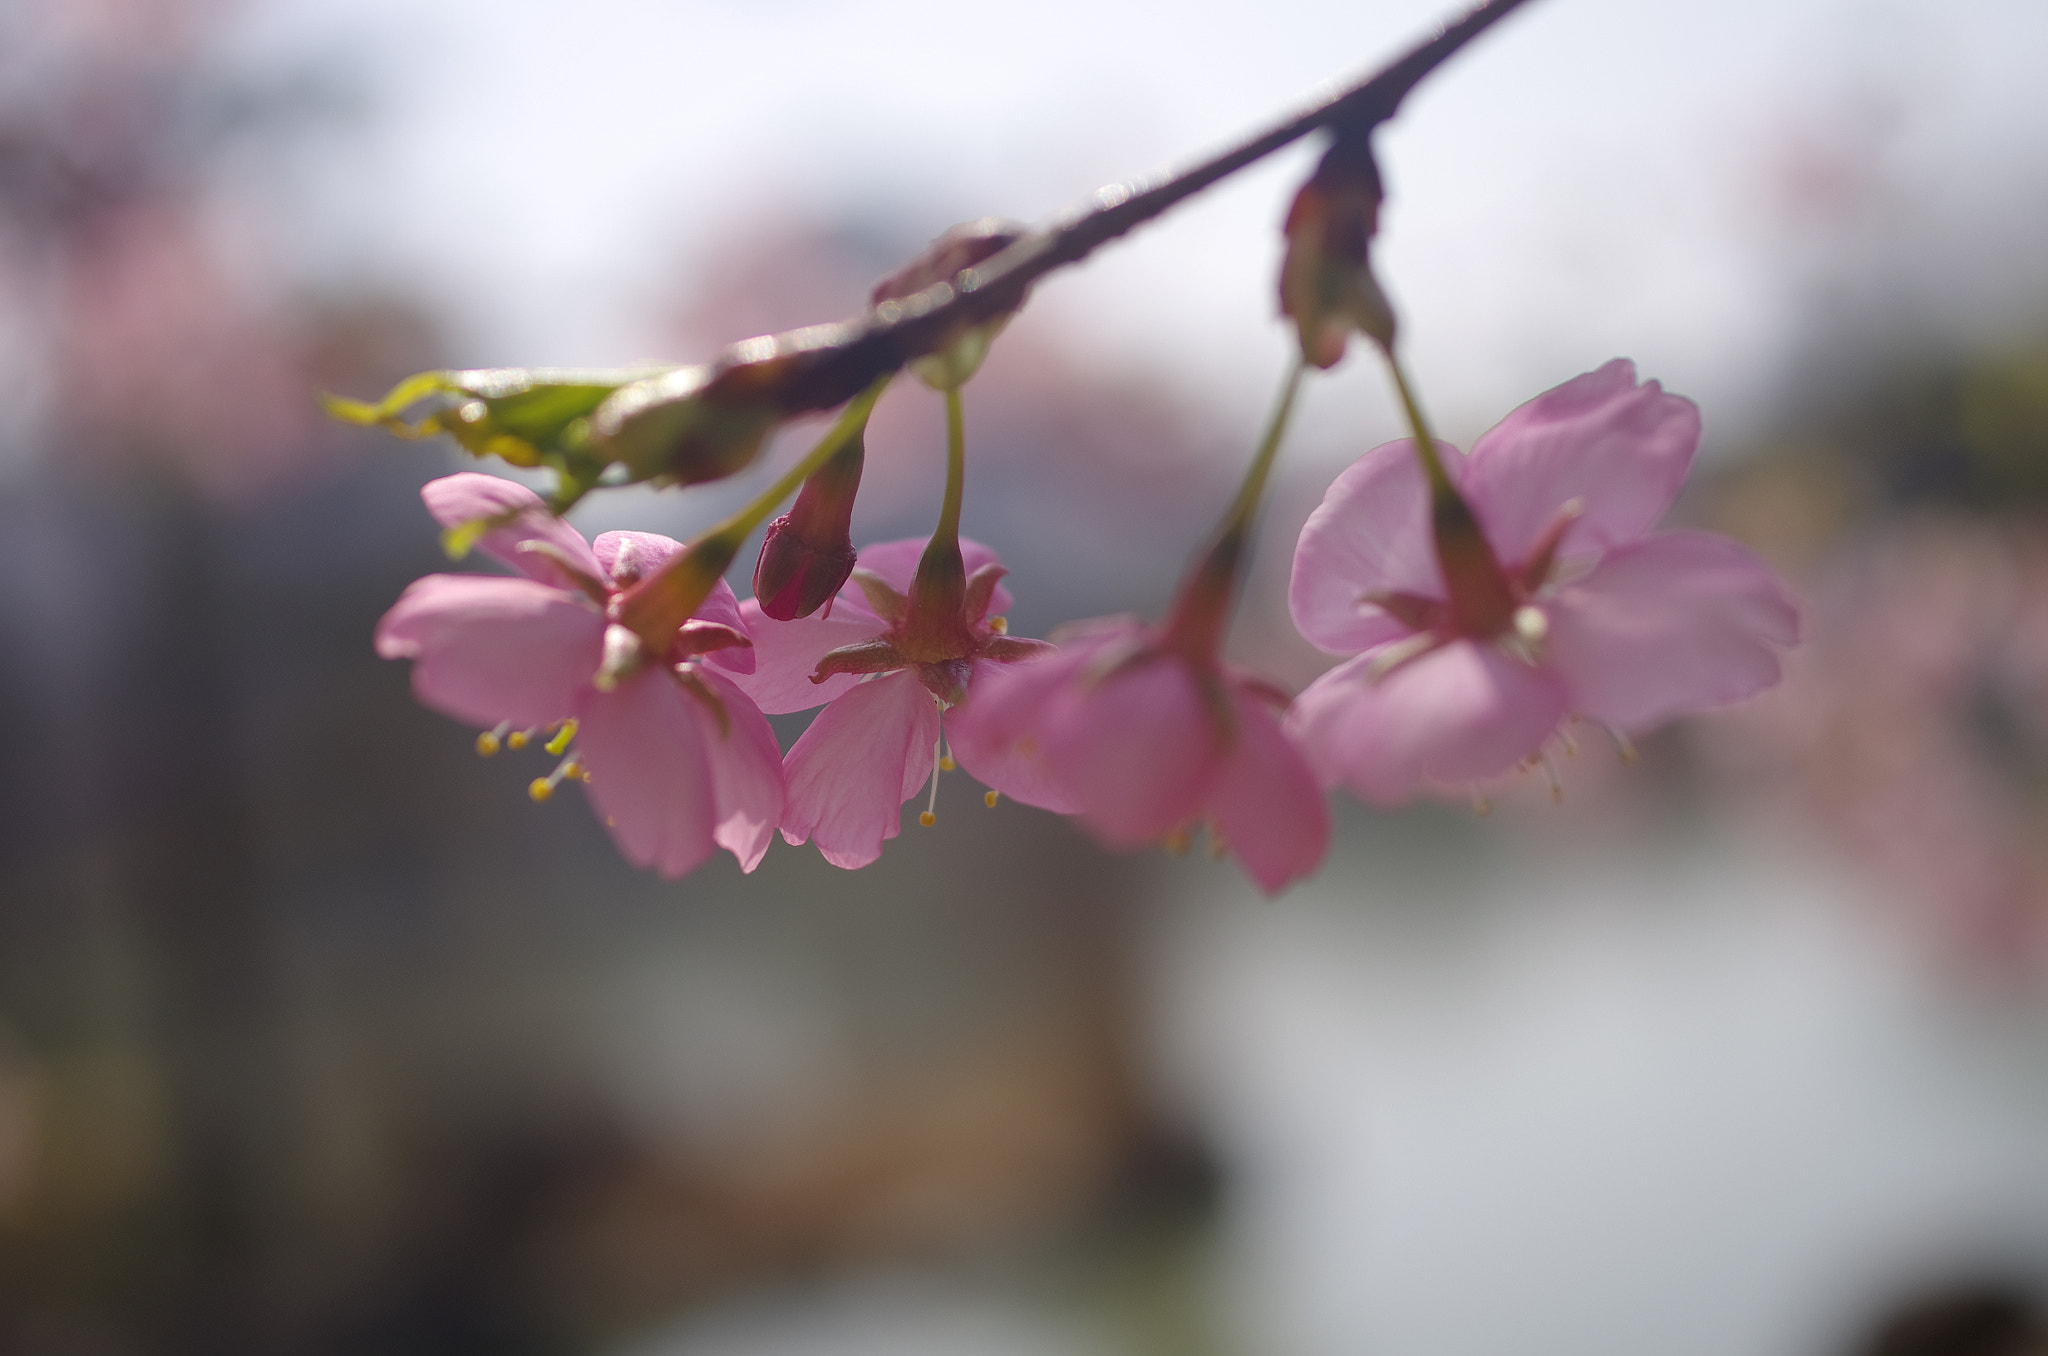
(233, 0, 2048, 459)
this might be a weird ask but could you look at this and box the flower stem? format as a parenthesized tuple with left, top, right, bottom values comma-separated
(1223, 355, 1307, 538)
(1379, 344, 1455, 500)
(1163, 355, 1307, 659)
(1373, 340, 1516, 635)
(713, 376, 891, 549)
(905, 385, 971, 645)
(935, 384, 966, 548)
(615, 376, 889, 648)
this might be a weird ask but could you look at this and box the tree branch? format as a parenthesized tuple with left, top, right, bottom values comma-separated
(695, 0, 1537, 417)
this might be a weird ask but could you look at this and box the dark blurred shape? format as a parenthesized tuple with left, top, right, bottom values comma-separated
(1851, 1283, 2048, 1356)
(1819, 343, 2048, 514)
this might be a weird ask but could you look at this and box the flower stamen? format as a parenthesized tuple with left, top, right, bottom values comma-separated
(545, 719, 578, 756)
(477, 721, 511, 757)
(529, 752, 582, 803)
(1606, 725, 1639, 764)
(919, 733, 943, 827)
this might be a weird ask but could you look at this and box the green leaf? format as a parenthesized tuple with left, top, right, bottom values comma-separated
(324, 366, 675, 469)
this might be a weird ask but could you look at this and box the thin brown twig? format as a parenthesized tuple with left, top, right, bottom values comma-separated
(698, 0, 1538, 417)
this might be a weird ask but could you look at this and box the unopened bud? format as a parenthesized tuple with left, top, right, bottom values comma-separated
(1279, 135, 1396, 369)
(872, 218, 1027, 391)
(752, 425, 866, 620)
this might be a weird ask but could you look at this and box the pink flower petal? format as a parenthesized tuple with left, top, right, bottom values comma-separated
(1287, 639, 1567, 805)
(695, 580, 757, 675)
(575, 669, 717, 880)
(729, 597, 885, 713)
(1206, 687, 1330, 893)
(848, 536, 1015, 618)
(1037, 650, 1220, 848)
(781, 670, 941, 868)
(592, 529, 685, 586)
(945, 656, 1084, 813)
(421, 473, 604, 589)
(687, 667, 786, 872)
(1459, 359, 1700, 568)
(1542, 529, 1802, 730)
(1290, 438, 1453, 653)
(375, 574, 601, 729)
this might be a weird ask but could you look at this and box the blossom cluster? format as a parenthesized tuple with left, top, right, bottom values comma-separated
(376, 359, 1800, 894)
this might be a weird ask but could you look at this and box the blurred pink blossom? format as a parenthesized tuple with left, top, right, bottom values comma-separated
(1705, 518, 2048, 966)
(948, 616, 1328, 895)
(376, 474, 782, 878)
(1288, 360, 1801, 805)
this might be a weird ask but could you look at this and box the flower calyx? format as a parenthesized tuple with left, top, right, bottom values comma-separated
(810, 542, 1048, 704)
(610, 531, 745, 661)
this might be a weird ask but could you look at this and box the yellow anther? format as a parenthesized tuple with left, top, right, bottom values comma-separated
(939, 755, 956, 772)
(988, 616, 1008, 634)
(1472, 794, 1493, 817)
(1163, 827, 1193, 857)
(1608, 725, 1639, 765)
(475, 732, 501, 757)
(984, 790, 999, 808)
(507, 729, 531, 750)
(530, 752, 581, 802)
(545, 720, 578, 756)
(919, 810, 936, 827)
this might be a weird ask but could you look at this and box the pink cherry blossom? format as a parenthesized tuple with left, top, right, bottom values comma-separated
(1286, 359, 1802, 806)
(947, 616, 1330, 895)
(375, 473, 783, 877)
(731, 537, 1071, 868)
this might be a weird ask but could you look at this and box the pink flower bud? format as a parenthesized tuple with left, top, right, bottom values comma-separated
(752, 427, 867, 620)
(1279, 136, 1396, 369)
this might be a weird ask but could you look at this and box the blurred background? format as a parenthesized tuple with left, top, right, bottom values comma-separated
(3, 0, 2048, 1352)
